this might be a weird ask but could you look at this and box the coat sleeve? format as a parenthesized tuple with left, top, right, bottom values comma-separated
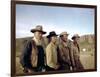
(69, 42, 75, 68)
(20, 40, 32, 69)
(58, 45, 66, 63)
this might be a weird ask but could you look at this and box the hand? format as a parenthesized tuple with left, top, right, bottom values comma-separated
(28, 69, 35, 73)
(23, 68, 34, 73)
(55, 65, 60, 70)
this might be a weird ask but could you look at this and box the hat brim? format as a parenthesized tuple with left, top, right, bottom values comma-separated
(60, 33, 69, 37)
(31, 29, 46, 34)
(47, 34, 58, 38)
(72, 36, 80, 40)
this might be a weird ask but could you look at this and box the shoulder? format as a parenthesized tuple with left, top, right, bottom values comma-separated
(27, 39, 36, 45)
(67, 40, 73, 47)
(68, 40, 72, 44)
(46, 43, 51, 48)
(25, 39, 32, 44)
(70, 42, 76, 50)
(23, 39, 35, 48)
(58, 42, 63, 49)
(46, 43, 54, 51)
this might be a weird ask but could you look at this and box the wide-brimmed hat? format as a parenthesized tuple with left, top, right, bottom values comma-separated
(72, 34, 80, 40)
(60, 32, 69, 37)
(47, 31, 58, 38)
(31, 25, 46, 34)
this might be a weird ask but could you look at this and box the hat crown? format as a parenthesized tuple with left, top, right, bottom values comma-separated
(35, 25, 43, 31)
(60, 32, 69, 36)
(72, 34, 80, 40)
(31, 25, 46, 34)
(73, 34, 79, 37)
(47, 31, 58, 38)
(49, 31, 57, 35)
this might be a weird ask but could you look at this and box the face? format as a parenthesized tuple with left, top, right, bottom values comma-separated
(51, 36, 57, 44)
(74, 37, 80, 43)
(34, 31, 43, 40)
(61, 34, 68, 42)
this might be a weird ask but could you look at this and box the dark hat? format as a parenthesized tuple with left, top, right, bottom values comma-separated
(72, 34, 80, 40)
(31, 25, 46, 34)
(47, 31, 58, 38)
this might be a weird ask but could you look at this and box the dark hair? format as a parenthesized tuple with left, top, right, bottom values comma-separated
(48, 37, 52, 43)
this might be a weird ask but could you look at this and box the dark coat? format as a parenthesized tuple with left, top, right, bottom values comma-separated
(20, 40, 38, 69)
(58, 40, 71, 65)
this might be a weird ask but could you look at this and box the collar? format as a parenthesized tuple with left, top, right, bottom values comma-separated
(50, 42, 57, 48)
(61, 40, 68, 47)
(32, 37, 43, 45)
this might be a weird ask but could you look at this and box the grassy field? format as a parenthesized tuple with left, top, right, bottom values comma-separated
(15, 35, 96, 74)
(80, 52, 95, 69)
(16, 51, 95, 74)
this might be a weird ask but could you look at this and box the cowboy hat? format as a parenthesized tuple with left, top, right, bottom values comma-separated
(72, 34, 80, 40)
(47, 31, 58, 38)
(31, 25, 46, 34)
(60, 31, 69, 37)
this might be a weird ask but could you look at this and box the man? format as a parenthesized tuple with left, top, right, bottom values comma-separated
(46, 31, 60, 71)
(58, 32, 72, 71)
(71, 34, 84, 71)
(20, 25, 46, 73)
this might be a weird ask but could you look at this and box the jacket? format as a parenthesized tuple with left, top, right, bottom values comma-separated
(46, 42, 59, 69)
(58, 40, 71, 65)
(20, 38, 46, 70)
(70, 42, 84, 70)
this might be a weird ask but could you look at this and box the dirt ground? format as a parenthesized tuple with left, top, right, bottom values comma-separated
(16, 51, 95, 75)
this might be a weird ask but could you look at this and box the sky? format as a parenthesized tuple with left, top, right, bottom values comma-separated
(16, 4, 95, 39)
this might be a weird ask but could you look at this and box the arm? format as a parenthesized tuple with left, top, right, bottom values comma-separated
(20, 40, 32, 69)
(58, 45, 66, 63)
(46, 45, 58, 69)
(69, 43, 76, 70)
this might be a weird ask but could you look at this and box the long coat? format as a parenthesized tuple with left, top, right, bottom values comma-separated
(70, 42, 84, 70)
(20, 38, 46, 70)
(58, 40, 71, 65)
(46, 42, 59, 69)
(20, 40, 38, 69)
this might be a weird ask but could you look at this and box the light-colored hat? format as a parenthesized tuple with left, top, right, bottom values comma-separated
(60, 32, 69, 37)
(31, 25, 46, 34)
(72, 34, 80, 40)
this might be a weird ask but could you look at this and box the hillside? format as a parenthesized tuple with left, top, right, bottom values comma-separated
(16, 34, 95, 56)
